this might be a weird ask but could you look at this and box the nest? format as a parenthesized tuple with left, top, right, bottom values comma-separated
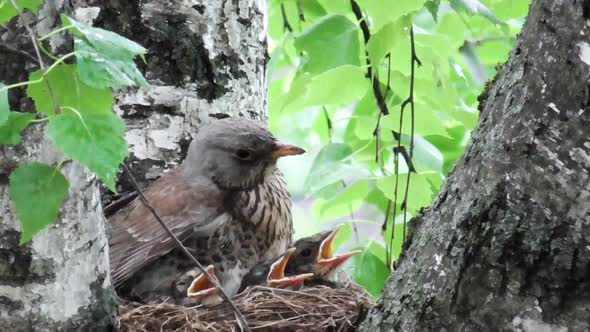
(117, 284, 373, 331)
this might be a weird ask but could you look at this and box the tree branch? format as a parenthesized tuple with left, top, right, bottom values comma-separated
(350, 0, 393, 122)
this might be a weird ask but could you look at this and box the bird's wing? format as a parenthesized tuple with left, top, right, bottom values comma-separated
(109, 170, 225, 286)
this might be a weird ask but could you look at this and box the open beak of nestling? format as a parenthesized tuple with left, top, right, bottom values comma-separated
(267, 248, 314, 289)
(316, 224, 362, 276)
(271, 143, 306, 159)
(186, 265, 223, 307)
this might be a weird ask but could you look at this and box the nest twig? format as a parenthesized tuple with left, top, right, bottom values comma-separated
(118, 285, 373, 331)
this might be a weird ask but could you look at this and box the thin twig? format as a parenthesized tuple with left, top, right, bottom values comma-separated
(373, 53, 392, 163)
(350, 0, 394, 124)
(280, 4, 293, 32)
(382, 199, 392, 269)
(8, 0, 60, 115)
(296, 0, 305, 22)
(394, 146, 416, 173)
(399, 27, 421, 241)
(322, 107, 332, 142)
(392, 27, 421, 252)
(121, 164, 250, 332)
(350, 0, 402, 252)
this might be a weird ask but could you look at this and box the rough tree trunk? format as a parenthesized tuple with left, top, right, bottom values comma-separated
(0, 0, 267, 330)
(360, 1, 590, 331)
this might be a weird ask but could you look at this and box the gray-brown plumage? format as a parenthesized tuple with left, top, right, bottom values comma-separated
(109, 118, 305, 299)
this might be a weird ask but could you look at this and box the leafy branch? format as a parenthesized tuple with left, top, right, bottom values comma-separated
(350, 0, 418, 267)
(269, 0, 527, 297)
(8, 0, 60, 114)
(390, 27, 421, 265)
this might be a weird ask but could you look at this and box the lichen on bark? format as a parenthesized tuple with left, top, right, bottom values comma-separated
(0, 0, 268, 330)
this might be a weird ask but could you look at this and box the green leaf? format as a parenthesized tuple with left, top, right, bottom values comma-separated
(376, 173, 436, 214)
(0, 112, 36, 145)
(0, 83, 8, 126)
(357, 0, 426, 31)
(449, 0, 506, 26)
(62, 15, 146, 60)
(382, 221, 406, 262)
(366, 19, 408, 69)
(295, 15, 360, 74)
(332, 222, 353, 251)
(277, 73, 312, 113)
(425, 0, 441, 21)
(61, 15, 147, 89)
(307, 143, 352, 172)
(351, 242, 390, 297)
(27, 64, 114, 116)
(0, 0, 43, 25)
(317, 0, 351, 15)
(305, 65, 370, 106)
(75, 39, 148, 89)
(403, 134, 444, 173)
(9, 162, 69, 244)
(317, 179, 371, 221)
(304, 143, 368, 194)
(47, 111, 127, 191)
(487, 0, 531, 21)
(380, 109, 450, 138)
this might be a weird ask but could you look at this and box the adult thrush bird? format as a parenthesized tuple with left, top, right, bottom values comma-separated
(285, 225, 361, 283)
(109, 118, 305, 298)
(184, 249, 313, 306)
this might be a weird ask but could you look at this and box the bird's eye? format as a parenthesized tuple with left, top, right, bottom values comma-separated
(236, 149, 251, 160)
(301, 248, 312, 257)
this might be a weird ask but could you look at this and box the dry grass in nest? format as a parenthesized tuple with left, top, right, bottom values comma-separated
(117, 285, 373, 331)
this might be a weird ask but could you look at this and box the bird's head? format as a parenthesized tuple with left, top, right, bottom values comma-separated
(183, 118, 305, 191)
(285, 225, 361, 280)
(185, 265, 224, 307)
(238, 248, 314, 293)
(174, 269, 200, 299)
(266, 248, 314, 289)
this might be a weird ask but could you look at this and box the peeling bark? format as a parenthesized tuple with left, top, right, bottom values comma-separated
(1, 0, 267, 330)
(360, 1, 590, 331)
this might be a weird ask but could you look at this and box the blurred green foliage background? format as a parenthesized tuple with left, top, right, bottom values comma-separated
(267, 0, 531, 296)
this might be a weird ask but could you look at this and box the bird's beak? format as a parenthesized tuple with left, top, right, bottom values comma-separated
(317, 224, 362, 274)
(271, 143, 306, 159)
(186, 265, 223, 306)
(267, 247, 314, 289)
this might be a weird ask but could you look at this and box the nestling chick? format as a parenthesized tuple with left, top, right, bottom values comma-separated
(285, 224, 361, 283)
(184, 249, 314, 307)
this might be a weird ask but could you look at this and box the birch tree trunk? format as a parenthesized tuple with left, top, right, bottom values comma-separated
(0, 0, 267, 330)
(360, 1, 590, 331)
